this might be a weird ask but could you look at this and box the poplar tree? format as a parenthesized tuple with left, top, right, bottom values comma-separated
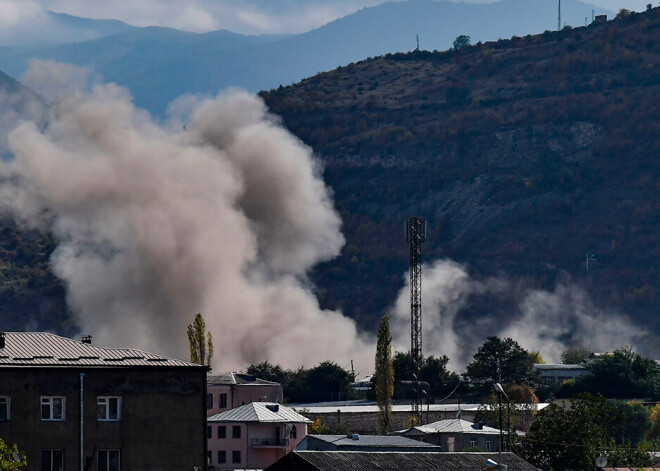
(375, 314, 394, 433)
(187, 313, 214, 368)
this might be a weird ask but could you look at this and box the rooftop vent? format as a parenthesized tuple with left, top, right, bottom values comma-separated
(266, 404, 279, 413)
(0, 332, 5, 349)
(81, 335, 92, 344)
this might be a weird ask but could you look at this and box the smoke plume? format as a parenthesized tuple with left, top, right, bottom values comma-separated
(0, 61, 373, 370)
(391, 260, 654, 367)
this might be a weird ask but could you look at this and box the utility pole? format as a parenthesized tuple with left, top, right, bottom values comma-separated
(406, 217, 426, 424)
(416, 34, 420, 51)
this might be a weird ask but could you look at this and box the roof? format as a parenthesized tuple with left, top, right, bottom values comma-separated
(292, 403, 549, 414)
(208, 372, 280, 386)
(208, 402, 312, 424)
(265, 451, 540, 471)
(396, 419, 501, 436)
(534, 363, 588, 370)
(0, 332, 200, 368)
(306, 434, 442, 449)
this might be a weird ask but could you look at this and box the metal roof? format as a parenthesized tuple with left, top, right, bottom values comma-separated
(306, 434, 441, 449)
(534, 363, 588, 370)
(208, 402, 312, 424)
(293, 403, 548, 414)
(265, 451, 540, 471)
(399, 419, 502, 435)
(208, 372, 280, 386)
(0, 332, 202, 368)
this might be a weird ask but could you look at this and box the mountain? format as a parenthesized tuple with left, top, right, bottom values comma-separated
(259, 7, 660, 346)
(0, 11, 137, 48)
(0, 0, 610, 115)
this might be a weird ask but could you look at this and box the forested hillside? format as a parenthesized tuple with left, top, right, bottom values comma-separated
(261, 8, 660, 336)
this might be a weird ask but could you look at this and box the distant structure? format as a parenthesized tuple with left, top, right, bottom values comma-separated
(406, 217, 426, 423)
(558, 0, 562, 31)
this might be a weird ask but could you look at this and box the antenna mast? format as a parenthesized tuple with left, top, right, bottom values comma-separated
(558, 0, 562, 31)
(406, 217, 426, 424)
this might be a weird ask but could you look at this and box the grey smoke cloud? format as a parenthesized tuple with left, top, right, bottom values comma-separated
(0, 61, 373, 370)
(391, 260, 653, 367)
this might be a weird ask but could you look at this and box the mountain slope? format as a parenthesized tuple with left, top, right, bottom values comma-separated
(0, 0, 610, 115)
(260, 8, 660, 346)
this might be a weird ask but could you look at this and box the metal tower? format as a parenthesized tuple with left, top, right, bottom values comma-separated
(406, 217, 426, 423)
(558, 0, 562, 31)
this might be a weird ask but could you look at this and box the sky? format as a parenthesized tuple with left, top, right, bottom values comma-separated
(1, 0, 654, 35)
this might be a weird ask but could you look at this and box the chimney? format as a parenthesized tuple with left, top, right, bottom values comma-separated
(0, 332, 5, 349)
(81, 335, 92, 344)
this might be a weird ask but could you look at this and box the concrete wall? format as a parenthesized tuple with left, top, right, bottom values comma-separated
(0, 367, 206, 471)
(302, 409, 476, 435)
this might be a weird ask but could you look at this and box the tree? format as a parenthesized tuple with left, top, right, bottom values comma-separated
(528, 351, 544, 364)
(374, 314, 394, 433)
(474, 383, 539, 433)
(463, 336, 538, 395)
(0, 438, 26, 471)
(561, 346, 591, 365)
(391, 351, 460, 398)
(246, 361, 292, 386)
(570, 347, 660, 398)
(287, 362, 355, 403)
(650, 404, 660, 439)
(453, 34, 471, 50)
(519, 394, 651, 470)
(187, 313, 214, 367)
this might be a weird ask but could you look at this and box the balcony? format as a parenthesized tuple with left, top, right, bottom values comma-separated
(250, 438, 290, 448)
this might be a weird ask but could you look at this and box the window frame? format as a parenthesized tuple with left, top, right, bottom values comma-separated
(217, 450, 226, 464)
(232, 450, 241, 464)
(97, 449, 120, 471)
(97, 396, 121, 422)
(206, 393, 213, 410)
(219, 393, 228, 409)
(0, 396, 9, 421)
(217, 425, 226, 439)
(41, 396, 66, 421)
(41, 449, 64, 471)
(232, 425, 241, 439)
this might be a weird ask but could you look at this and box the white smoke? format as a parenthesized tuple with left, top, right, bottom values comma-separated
(0, 61, 373, 370)
(392, 260, 652, 367)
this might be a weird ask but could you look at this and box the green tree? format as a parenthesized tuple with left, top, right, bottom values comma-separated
(474, 383, 539, 433)
(614, 401, 652, 445)
(650, 404, 660, 439)
(453, 34, 471, 50)
(287, 362, 355, 403)
(374, 314, 394, 433)
(570, 347, 660, 398)
(463, 336, 538, 395)
(246, 361, 292, 386)
(0, 438, 26, 471)
(519, 394, 651, 470)
(187, 313, 213, 368)
(561, 346, 591, 365)
(528, 351, 545, 364)
(391, 351, 460, 397)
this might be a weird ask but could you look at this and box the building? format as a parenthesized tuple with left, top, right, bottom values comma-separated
(207, 372, 283, 416)
(207, 402, 310, 470)
(534, 363, 589, 385)
(393, 418, 503, 451)
(0, 331, 207, 471)
(300, 434, 441, 452)
(265, 451, 540, 471)
(290, 400, 549, 434)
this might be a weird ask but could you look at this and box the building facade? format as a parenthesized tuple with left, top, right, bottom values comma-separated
(534, 363, 589, 385)
(0, 332, 207, 471)
(394, 419, 503, 452)
(207, 372, 282, 416)
(207, 402, 310, 470)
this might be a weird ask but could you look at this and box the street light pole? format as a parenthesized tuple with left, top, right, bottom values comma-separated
(494, 383, 511, 452)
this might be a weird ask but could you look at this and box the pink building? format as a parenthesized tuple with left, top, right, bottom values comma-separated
(207, 402, 311, 470)
(207, 372, 283, 416)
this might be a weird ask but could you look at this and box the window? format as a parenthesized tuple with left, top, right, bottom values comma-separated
(0, 396, 9, 421)
(98, 450, 120, 471)
(206, 393, 213, 410)
(291, 425, 297, 439)
(97, 397, 121, 421)
(469, 439, 476, 448)
(217, 451, 226, 464)
(41, 397, 65, 421)
(217, 426, 226, 439)
(486, 440, 492, 451)
(219, 393, 227, 409)
(207, 426, 212, 439)
(41, 449, 64, 471)
(232, 425, 241, 439)
(206, 451, 212, 464)
(232, 450, 241, 464)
